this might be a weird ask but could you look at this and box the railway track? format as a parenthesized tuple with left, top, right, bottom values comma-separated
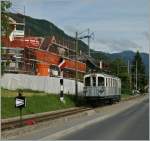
(1, 107, 92, 131)
(2, 94, 143, 131)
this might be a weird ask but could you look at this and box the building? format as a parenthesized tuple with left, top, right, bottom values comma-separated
(1, 16, 86, 80)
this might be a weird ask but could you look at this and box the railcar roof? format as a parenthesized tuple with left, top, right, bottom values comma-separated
(84, 73, 120, 80)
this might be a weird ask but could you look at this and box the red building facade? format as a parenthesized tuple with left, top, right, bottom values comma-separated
(2, 35, 86, 80)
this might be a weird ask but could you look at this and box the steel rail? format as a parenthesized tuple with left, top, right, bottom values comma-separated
(1, 107, 92, 131)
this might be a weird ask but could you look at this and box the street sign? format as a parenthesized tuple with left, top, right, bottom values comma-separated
(15, 95, 26, 108)
(15, 91, 26, 126)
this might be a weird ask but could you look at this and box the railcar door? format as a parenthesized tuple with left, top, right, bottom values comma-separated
(91, 75, 98, 96)
(83, 76, 91, 96)
(84, 76, 91, 87)
(92, 76, 96, 87)
(97, 76, 105, 96)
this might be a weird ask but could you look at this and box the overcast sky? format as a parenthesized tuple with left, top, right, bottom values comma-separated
(10, 0, 149, 53)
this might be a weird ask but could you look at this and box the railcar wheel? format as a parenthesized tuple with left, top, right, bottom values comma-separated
(109, 99, 113, 105)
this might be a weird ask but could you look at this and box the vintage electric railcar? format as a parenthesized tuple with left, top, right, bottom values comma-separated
(81, 73, 121, 103)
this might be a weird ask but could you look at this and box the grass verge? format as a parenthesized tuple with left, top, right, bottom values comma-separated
(1, 89, 76, 119)
(1, 88, 136, 118)
(121, 88, 132, 99)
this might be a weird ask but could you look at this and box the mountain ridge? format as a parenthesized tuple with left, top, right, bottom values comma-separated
(9, 13, 149, 74)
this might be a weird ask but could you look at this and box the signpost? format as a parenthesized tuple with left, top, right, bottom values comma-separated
(60, 76, 64, 102)
(15, 91, 26, 126)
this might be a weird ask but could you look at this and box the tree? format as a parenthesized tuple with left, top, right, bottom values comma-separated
(1, 0, 12, 36)
(109, 58, 132, 95)
(1, 1, 12, 75)
(131, 51, 146, 93)
(109, 58, 127, 75)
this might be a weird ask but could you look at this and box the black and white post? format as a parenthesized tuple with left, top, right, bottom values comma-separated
(60, 71, 64, 102)
(58, 58, 66, 103)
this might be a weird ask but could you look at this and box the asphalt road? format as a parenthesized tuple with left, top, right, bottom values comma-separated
(60, 99, 149, 140)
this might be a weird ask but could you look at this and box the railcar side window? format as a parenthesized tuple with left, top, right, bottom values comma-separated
(98, 77, 104, 86)
(110, 78, 113, 87)
(107, 78, 109, 87)
(92, 76, 96, 86)
(85, 77, 90, 86)
(114, 80, 116, 87)
(109, 78, 111, 87)
(112, 79, 114, 87)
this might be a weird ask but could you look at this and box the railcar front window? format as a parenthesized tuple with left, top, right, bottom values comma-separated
(92, 76, 96, 86)
(98, 77, 104, 86)
(85, 77, 90, 86)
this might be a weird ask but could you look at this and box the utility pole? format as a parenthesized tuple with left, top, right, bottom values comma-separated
(74, 28, 93, 100)
(135, 61, 138, 91)
(128, 60, 132, 90)
(23, 6, 26, 45)
(23, 6, 26, 71)
(127, 60, 130, 74)
(75, 32, 78, 100)
(88, 28, 90, 57)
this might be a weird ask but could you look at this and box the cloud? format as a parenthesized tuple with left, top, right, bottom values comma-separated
(11, 0, 149, 53)
(91, 39, 143, 53)
(63, 25, 78, 36)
